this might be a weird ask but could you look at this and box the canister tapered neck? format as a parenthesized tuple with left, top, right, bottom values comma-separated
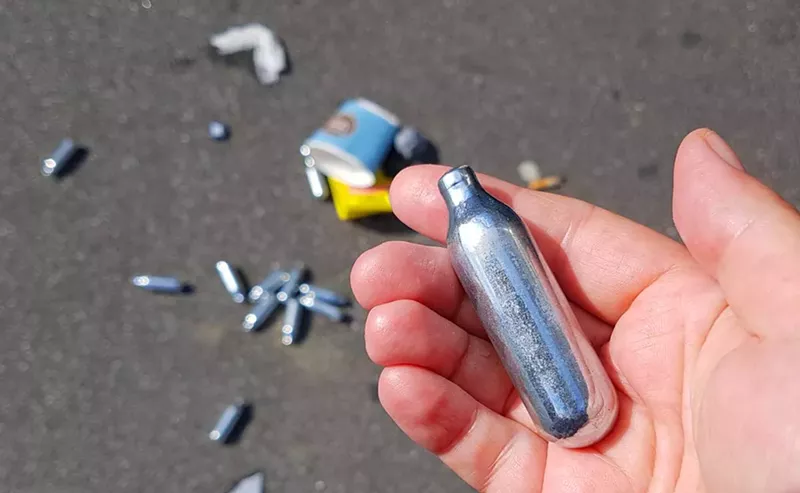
(439, 166, 482, 207)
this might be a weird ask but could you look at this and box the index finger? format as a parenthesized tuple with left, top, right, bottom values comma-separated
(389, 165, 692, 324)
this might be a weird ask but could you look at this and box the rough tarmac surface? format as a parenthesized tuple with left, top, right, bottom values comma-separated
(1, 0, 799, 492)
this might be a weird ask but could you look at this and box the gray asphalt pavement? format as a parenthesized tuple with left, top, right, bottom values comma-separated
(1, 0, 799, 492)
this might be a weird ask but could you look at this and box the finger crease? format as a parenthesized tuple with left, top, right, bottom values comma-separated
(479, 431, 521, 493)
(558, 202, 598, 266)
(436, 403, 479, 456)
(587, 445, 637, 493)
(695, 300, 731, 354)
(630, 263, 684, 312)
(448, 287, 467, 322)
(447, 334, 473, 381)
(501, 385, 520, 417)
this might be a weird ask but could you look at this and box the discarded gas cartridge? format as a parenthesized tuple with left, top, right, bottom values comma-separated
(299, 294, 346, 323)
(281, 297, 304, 346)
(276, 263, 306, 302)
(131, 275, 187, 294)
(216, 261, 247, 304)
(209, 401, 248, 444)
(208, 121, 231, 141)
(438, 166, 618, 448)
(42, 139, 80, 177)
(298, 283, 350, 306)
(242, 294, 281, 332)
(303, 157, 331, 201)
(248, 270, 289, 303)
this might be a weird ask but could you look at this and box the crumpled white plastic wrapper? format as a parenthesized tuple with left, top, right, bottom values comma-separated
(210, 23, 287, 85)
(517, 160, 543, 183)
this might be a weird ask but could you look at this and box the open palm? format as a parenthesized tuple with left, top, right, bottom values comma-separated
(350, 130, 800, 492)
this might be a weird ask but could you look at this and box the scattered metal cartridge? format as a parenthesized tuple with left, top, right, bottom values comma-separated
(130, 275, 186, 293)
(248, 270, 289, 303)
(299, 294, 346, 323)
(276, 263, 306, 302)
(280, 297, 304, 346)
(209, 401, 247, 444)
(42, 139, 79, 177)
(304, 157, 331, 201)
(242, 293, 281, 332)
(438, 165, 618, 448)
(298, 283, 350, 307)
(216, 261, 247, 304)
(208, 121, 230, 141)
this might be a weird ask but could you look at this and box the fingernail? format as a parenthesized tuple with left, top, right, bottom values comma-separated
(703, 130, 744, 171)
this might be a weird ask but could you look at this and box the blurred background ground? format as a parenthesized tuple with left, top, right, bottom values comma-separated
(1, 0, 799, 492)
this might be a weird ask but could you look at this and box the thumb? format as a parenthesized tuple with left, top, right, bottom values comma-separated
(673, 128, 800, 339)
(673, 129, 800, 492)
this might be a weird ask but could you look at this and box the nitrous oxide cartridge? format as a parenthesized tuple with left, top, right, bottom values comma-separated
(439, 166, 618, 447)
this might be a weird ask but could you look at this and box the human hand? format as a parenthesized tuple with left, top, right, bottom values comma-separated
(350, 129, 800, 492)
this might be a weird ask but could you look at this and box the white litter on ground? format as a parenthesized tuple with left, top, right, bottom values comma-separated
(227, 472, 264, 493)
(517, 160, 543, 183)
(210, 23, 287, 85)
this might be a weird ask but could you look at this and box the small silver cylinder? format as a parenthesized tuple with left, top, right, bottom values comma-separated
(248, 270, 289, 303)
(438, 166, 618, 448)
(209, 402, 246, 444)
(304, 157, 330, 201)
(216, 261, 247, 304)
(242, 293, 281, 332)
(208, 121, 230, 141)
(131, 275, 185, 293)
(298, 283, 350, 307)
(299, 294, 346, 323)
(276, 264, 306, 302)
(281, 297, 304, 346)
(42, 139, 78, 177)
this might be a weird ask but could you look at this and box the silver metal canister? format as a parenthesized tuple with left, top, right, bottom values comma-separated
(438, 166, 617, 448)
(303, 156, 331, 201)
